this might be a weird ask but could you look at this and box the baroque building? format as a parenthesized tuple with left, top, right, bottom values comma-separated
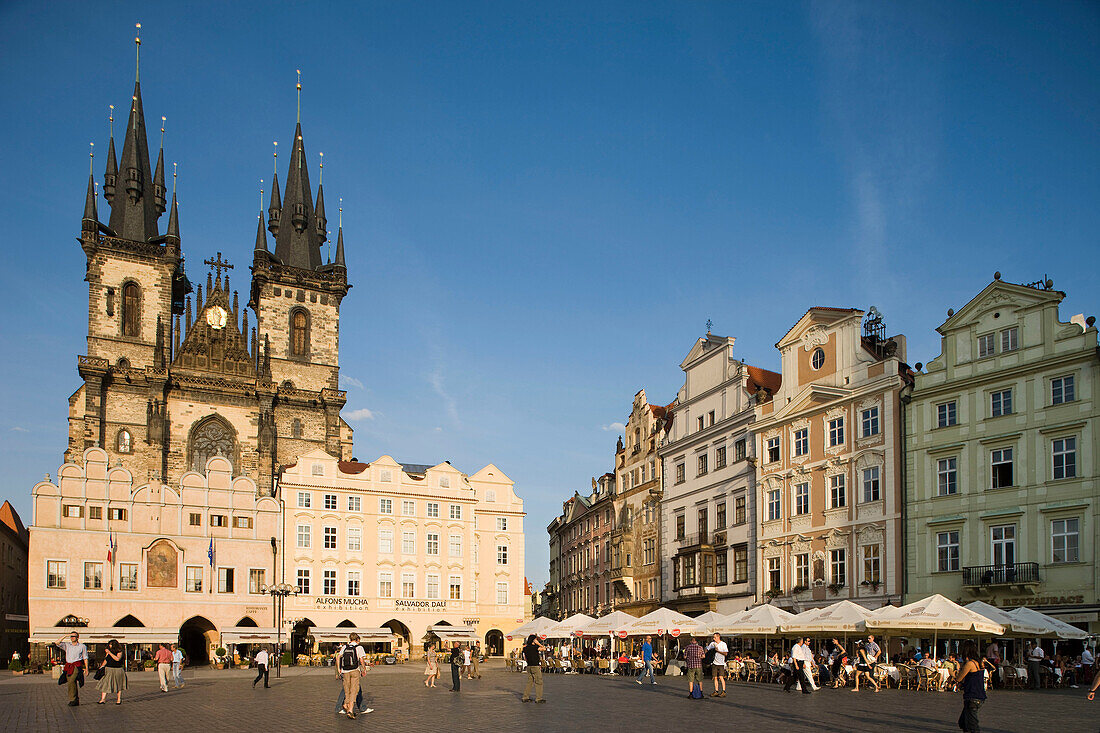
(904, 275, 1099, 633)
(752, 308, 911, 611)
(658, 334, 777, 614)
(555, 476, 615, 617)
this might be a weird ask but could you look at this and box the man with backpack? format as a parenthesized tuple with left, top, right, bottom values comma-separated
(683, 635, 705, 699)
(337, 633, 369, 719)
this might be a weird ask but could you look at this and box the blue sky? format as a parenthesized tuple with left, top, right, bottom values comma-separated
(1, 1, 1097, 588)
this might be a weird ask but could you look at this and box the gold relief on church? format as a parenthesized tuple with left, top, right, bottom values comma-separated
(147, 539, 178, 587)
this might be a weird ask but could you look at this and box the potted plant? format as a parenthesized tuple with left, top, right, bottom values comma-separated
(764, 587, 783, 601)
(8, 658, 23, 675)
(827, 582, 845, 596)
(791, 584, 809, 596)
(143, 659, 155, 670)
(215, 647, 228, 668)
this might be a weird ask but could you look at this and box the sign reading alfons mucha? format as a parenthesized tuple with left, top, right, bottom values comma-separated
(313, 597, 370, 609)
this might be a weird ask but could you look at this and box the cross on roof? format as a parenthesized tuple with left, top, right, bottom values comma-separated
(204, 252, 234, 280)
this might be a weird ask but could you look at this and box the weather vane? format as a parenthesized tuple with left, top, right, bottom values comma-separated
(706, 318, 713, 335)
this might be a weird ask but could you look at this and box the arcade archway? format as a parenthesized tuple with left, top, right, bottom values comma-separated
(179, 616, 217, 665)
(291, 618, 316, 658)
(114, 615, 145, 627)
(485, 629, 504, 657)
(382, 619, 411, 654)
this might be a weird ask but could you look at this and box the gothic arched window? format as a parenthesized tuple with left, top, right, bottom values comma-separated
(122, 282, 141, 337)
(117, 429, 133, 454)
(189, 417, 236, 473)
(290, 309, 309, 357)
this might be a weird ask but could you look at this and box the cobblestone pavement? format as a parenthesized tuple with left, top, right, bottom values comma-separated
(1, 662, 1095, 733)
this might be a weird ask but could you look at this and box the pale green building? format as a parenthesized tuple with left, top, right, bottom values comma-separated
(905, 274, 1099, 633)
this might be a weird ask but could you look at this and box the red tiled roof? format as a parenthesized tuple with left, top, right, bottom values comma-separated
(338, 460, 370, 475)
(0, 500, 28, 546)
(745, 364, 782, 395)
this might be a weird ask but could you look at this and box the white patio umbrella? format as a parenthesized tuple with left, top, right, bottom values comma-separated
(575, 611, 637, 637)
(505, 617, 560, 642)
(544, 613, 596, 639)
(622, 607, 705, 637)
(783, 600, 878, 634)
(710, 604, 797, 635)
(868, 595, 1004, 636)
(963, 601, 1048, 638)
(1008, 607, 1087, 640)
(692, 611, 728, 634)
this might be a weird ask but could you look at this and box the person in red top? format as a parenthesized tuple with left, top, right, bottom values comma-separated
(683, 636, 705, 697)
(154, 643, 174, 692)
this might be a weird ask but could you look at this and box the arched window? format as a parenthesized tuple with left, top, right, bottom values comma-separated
(122, 282, 140, 337)
(116, 429, 133, 454)
(189, 417, 236, 472)
(290, 309, 309, 357)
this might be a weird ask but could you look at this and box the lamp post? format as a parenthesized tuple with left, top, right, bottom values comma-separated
(260, 581, 299, 678)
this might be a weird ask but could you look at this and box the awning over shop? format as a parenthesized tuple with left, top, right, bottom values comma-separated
(219, 628, 281, 645)
(30, 627, 179, 644)
(424, 624, 478, 644)
(310, 627, 396, 644)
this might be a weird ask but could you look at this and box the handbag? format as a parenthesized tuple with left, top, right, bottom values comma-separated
(57, 670, 67, 685)
(93, 666, 106, 681)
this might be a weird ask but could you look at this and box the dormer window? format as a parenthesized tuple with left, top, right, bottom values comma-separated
(1000, 327, 1018, 352)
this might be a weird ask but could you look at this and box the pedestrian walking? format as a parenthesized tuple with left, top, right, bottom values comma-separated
(462, 644, 473, 679)
(636, 635, 657, 685)
(253, 646, 270, 688)
(706, 633, 729, 697)
(852, 635, 881, 692)
(154, 643, 173, 692)
(471, 641, 482, 678)
(954, 641, 986, 732)
(96, 639, 128, 705)
(55, 630, 88, 706)
(336, 633, 372, 719)
(784, 637, 815, 694)
(449, 641, 463, 692)
(520, 634, 546, 703)
(683, 635, 705, 698)
(170, 643, 185, 688)
(424, 643, 440, 688)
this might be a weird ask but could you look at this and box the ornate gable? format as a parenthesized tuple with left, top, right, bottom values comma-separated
(173, 263, 256, 380)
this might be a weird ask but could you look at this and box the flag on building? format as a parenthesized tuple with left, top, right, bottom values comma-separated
(208, 538, 215, 566)
(107, 532, 115, 563)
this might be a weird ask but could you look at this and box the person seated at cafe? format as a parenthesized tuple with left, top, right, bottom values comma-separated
(942, 654, 960, 692)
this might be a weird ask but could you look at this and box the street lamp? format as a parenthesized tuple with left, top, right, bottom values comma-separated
(260, 581, 299, 678)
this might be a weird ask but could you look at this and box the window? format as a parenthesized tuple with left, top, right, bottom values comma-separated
(991, 448, 1014, 488)
(249, 569, 265, 594)
(297, 492, 311, 508)
(829, 474, 846, 508)
(321, 569, 336, 595)
(121, 282, 140, 337)
(347, 571, 360, 596)
(1053, 437, 1077, 480)
(426, 502, 439, 518)
(292, 419, 302, 439)
(697, 454, 708, 476)
(795, 553, 809, 588)
(937, 401, 957, 428)
(767, 557, 781, 590)
(794, 428, 809, 457)
(697, 508, 708, 536)
(767, 489, 781, 521)
(46, 560, 66, 589)
(794, 482, 809, 515)
(715, 446, 726, 469)
(323, 494, 337, 510)
(937, 531, 960, 572)
(189, 417, 235, 473)
(496, 581, 509, 605)
(347, 495, 360, 512)
(449, 575, 462, 600)
(378, 571, 392, 598)
(735, 496, 746, 525)
(643, 538, 655, 565)
(296, 568, 310, 595)
(449, 534, 462, 557)
(829, 549, 846, 586)
(675, 514, 685, 539)
(290, 309, 308, 356)
(675, 463, 685, 484)
(426, 533, 439, 555)
(811, 347, 825, 369)
(84, 562, 103, 590)
(449, 505, 462, 520)
(378, 529, 394, 554)
(347, 527, 361, 552)
(937, 457, 958, 496)
(323, 526, 337, 550)
(766, 437, 780, 463)
(402, 530, 415, 555)
(697, 416, 704, 431)
(990, 389, 1012, 417)
(485, 490, 496, 502)
(862, 467, 880, 502)
(715, 550, 728, 585)
(296, 524, 311, 548)
(217, 567, 235, 593)
(108, 508, 127, 521)
(733, 546, 749, 584)
(379, 498, 393, 514)
(210, 514, 226, 527)
(715, 502, 726, 528)
(648, 578, 658, 598)
(64, 505, 82, 519)
(1051, 375, 1075, 405)
(186, 566, 203, 592)
(496, 545, 509, 565)
(1000, 327, 1018, 352)
(861, 407, 880, 438)
(863, 545, 881, 584)
(1051, 518, 1079, 563)
(234, 516, 252, 529)
(120, 563, 138, 591)
(991, 525, 1016, 567)
(426, 574, 440, 599)
(978, 333, 995, 358)
(496, 517, 508, 531)
(735, 439, 747, 461)
(88, 506, 102, 520)
(116, 429, 132, 454)
(402, 500, 415, 516)
(828, 418, 845, 447)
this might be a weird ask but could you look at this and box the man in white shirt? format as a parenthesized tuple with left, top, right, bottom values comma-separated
(55, 631, 89, 706)
(1026, 642, 1045, 690)
(337, 634, 372, 719)
(784, 638, 815, 694)
(1081, 647, 1094, 667)
(706, 633, 729, 698)
(171, 643, 185, 688)
(253, 646, 270, 689)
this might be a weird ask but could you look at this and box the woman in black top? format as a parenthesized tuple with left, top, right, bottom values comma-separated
(96, 639, 127, 705)
(954, 641, 987, 733)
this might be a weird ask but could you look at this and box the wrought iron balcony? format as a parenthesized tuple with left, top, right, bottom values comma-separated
(962, 562, 1040, 587)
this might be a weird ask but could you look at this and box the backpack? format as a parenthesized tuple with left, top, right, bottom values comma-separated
(340, 645, 359, 671)
(690, 681, 704, 699)
(703, 648, 716, 668)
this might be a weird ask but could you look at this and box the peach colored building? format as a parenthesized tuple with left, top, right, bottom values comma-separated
(753, 307, 912, 611)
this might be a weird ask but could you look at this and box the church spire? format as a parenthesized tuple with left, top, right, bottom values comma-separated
(333, 202, 345, 271)
(103, 106, 118, 202)
(267, 142, 281, 237)
(152, 116, 167, 215)
(165, 163, 180, 246)
(107, 80, 159, 242)
(83, 143, 98, 231)
(273, 120, 322, 270)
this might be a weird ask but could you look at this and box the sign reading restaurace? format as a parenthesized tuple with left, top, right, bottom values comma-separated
(314, 597, 371, 608)
(395, 600, 448, 611)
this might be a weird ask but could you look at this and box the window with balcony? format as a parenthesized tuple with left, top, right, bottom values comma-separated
(937, 457, 958, 496)
(697, 508, 707, 537)
(675, 514, 685, 540)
